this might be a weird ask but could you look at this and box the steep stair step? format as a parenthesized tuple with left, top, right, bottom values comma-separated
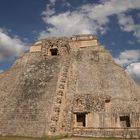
(49, 58, 70, 133)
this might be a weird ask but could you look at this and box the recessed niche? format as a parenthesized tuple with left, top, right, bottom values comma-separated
(105, 99, 110, 103)
(76, 113, 86, 127)
(50, 48, 58, 56)
(120, 116, 131, 127)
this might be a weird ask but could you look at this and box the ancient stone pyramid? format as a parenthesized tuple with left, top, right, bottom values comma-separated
(0, 34, 140, 138)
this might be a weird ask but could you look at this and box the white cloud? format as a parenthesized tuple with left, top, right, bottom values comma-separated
(40, 11, 96, 37)
(0, 69, 3, 73)
(126, 63, 140, 85)
(0, 28, 27, 62)
(114, 50, 140, 84)
(62, 1, 71, 7)
(128, 40, 135, 45)
(49, 0, 56, 5)
(39, 0, 140, 38)
(114, 50, 140, 66)
(42, 4, 55, 17)
(117, 13, 140, 41)
(80, 1, 137, 20)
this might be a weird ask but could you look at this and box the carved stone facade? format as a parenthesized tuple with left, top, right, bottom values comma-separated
(0, 34, 140, 138)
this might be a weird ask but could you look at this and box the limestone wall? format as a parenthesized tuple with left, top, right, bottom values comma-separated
(0, 35, 140, 138)
(73, 128, 140, 138)
(71, 35, 97, 41)
(30, 45, 42, 53)
(29, 35, 98, 54)
(62, 43, 140, 138)
(69, 40, 98, 48)
(0, 52, 62, 137)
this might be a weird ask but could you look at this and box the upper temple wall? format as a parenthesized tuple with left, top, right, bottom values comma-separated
(29, 34, 99, 53)
(30, 41, 42, 52)
(69, 34, 98, 48)
(69, 40, 98, 48)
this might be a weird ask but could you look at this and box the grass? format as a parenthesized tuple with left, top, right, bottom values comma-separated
(0, 135, 67, 140)
(62, 137, 139, 140)
(0, 136, 139, 140)
(0, 136, 40, 140)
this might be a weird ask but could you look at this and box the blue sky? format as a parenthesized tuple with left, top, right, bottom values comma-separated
(0, 0, 140, 84)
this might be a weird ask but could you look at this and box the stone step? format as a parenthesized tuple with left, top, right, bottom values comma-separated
(53, 106, 60, 113)
(57, 90, 64, 96)
(51, 114, 59, 122)
(49, 58, 70, 134)
(59, 84, 65, 89)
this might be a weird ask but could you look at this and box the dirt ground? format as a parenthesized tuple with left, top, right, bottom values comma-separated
(0, 136, 138, 140)
(61, 137, 138, 140)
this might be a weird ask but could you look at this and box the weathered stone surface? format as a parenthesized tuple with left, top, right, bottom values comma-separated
(0, 34, 140, 138)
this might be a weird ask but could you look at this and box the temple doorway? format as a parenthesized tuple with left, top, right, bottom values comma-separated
(76, 113, 86, 127)
(120, 116, 130, 127)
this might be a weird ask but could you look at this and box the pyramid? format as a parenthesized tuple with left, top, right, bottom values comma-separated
(0, 34, 140, 138)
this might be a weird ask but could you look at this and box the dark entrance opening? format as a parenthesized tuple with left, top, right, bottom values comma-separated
(105, 99, 110, 103)
(120, 116, 130, 127)
(76, 113, 86, 127)
(50, 48, 58, 56)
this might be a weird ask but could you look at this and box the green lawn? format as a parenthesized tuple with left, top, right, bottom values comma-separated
(0, 136, 139, 140)
(0, 137, 40, 140)
(62, 137, 139, 140)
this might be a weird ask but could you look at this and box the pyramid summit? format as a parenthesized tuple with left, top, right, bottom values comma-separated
(0, 34, 140, 138)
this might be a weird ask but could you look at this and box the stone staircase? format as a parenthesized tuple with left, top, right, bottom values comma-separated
(41, 46, 48, 58)
(49, 57, 70, 134)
